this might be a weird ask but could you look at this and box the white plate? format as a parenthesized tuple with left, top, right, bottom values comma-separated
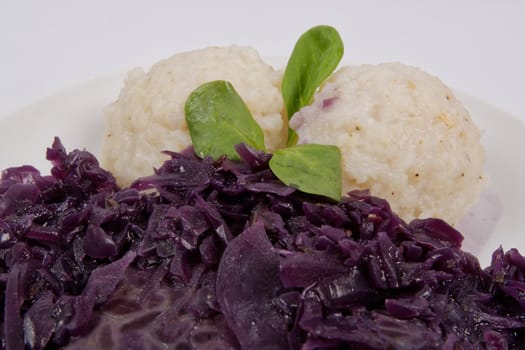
(0, 71, 524, 267)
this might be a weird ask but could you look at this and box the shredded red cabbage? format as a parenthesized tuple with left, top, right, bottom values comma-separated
(0, 138, 524, 349)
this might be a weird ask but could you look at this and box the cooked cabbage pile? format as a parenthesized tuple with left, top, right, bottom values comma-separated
(0, 139, 523, 349)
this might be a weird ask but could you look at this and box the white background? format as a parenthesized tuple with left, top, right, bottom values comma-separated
(1, 0, 524, 121)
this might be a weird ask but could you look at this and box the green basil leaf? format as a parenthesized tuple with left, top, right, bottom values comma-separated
(282, 25, 344, 145)
(269, 144, 341, 201)
(185, 80, 265, 160)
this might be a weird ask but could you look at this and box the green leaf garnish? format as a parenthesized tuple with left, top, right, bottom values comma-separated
(184, 26, 345, 200)
(282, 25, 344, 145)
(185, 80, 266, 160)
(269, 144, 341, 201)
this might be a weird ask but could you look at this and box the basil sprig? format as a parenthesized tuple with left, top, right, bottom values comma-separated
(184, 26, 344, 200)
(282, 25, 344, 145)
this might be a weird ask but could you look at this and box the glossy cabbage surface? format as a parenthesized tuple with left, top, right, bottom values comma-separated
(0, 138, 524, 349)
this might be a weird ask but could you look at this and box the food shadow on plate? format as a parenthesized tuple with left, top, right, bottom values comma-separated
(456, 190, 501, 259)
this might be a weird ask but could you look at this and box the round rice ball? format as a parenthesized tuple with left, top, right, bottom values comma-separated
(289, 62, 486, 224)
(101, 46, 285, 186)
